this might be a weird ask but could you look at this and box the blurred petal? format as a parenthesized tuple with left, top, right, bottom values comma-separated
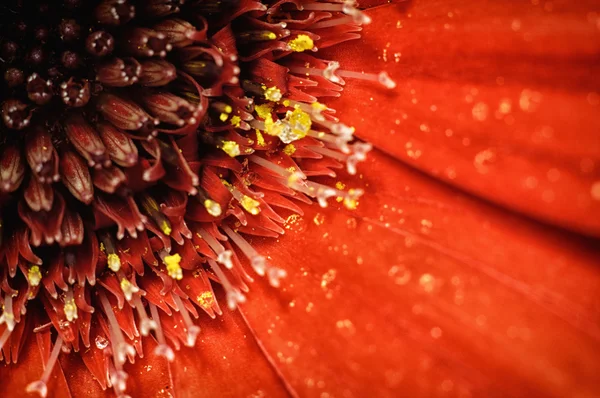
(241, 149, 600, 397)
(324, 1, 600, 236)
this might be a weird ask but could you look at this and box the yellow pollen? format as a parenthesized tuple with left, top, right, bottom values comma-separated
(283, 99, 291, 107)
(63, 298, 78, 322)
(230, 115, 242, 127)
(265, 31, 277, 40)
(241, 195, 261, 215)
(164, 253, 183, 280)
(263, 113, 281, 137)
(264, 86, 282, 102)
(224, 105, 233, 113)
(285, 106, 311, 139)
(288, 172, 301, 185)
(99, 242, 106, 253)
(336, 181, 346, 190)
(219, 112, 229, 122)
(120, 278, 139, 301)
(254, 103, 273, 119)
(196, 291, 215, 309)
(344, 197, 358, 209)
(204, 199, 222, 217)
(288, 34, 315, 52)
(312, 102, 327, 112)
(161, 220, 172, 236)
(283, 144, 296, 155)
(221, 140, 241, 157)
(27, 265, 42, 287)
(255, 130, 266, 146)
(107, 253, 122, 272)
(344, 189, 360, 210)
(264, 106, 311, 143)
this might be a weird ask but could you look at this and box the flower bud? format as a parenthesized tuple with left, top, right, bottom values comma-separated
(24, 177, 54, 212)
(97, 122, 139, 167)
(96, 57, 141, 87)
(97, 93, 159, 138)
(95, 0, 135, 25)
(0, 145, 26, 193)
(139, 59, 177, 87)
(25, 126, 60, 183)
(65, 114, 109, 168)
(60, 150, 94, 204)
(2, 99, 32, 130)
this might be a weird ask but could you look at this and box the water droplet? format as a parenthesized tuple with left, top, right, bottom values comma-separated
(95, 335, 109, 350)
(472, 102, 489, 121)
(389, 265, 412, 285)
(419, 273, 436, 293)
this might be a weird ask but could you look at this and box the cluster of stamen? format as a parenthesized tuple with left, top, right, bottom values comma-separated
(0, 0, 394, 396)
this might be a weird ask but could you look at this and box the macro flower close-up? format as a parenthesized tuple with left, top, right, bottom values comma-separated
(1, 0, 599, 397)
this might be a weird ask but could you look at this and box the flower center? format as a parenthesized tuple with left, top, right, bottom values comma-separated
(0, 1, 394, 396)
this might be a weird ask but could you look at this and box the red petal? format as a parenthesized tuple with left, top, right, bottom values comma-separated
(167, 289, 292, 398)
(241, 149, 600, 397)
(324, 2, 600, 236)
(0, 325, 71, 398)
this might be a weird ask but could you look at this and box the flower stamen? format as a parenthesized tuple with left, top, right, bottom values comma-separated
(149, 303, 175, 362)
(208, 259, 246, 310)
(25, 335, 63, 398)
(172, 294, 200, 347)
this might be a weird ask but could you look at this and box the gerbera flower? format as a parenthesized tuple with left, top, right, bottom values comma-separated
(2, 1, 600, 398)
(0, 0, 392, 396)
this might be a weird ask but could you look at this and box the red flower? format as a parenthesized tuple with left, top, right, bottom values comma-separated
(2, 1, 600, 398)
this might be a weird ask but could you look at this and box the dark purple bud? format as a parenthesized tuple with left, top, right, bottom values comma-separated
(86, 31, 114, 57)
(96, 57, 141, 87)
(26, 73, 53, 105)
(61, 51, 82, 70)
(121, 28, 172, 58)
(60, 151, 94, 204)
(139, 59, 177, 87)
(25, 46, 46, 66)
(95, 0, 135, 25)
(34, 26, 50, 42)
(65, 114, 109, 168)
(142, 0, 185, 18)
(97, 93, 159, 139)
(153, 18, 196, 48)
(97, 122, 139, 167)
(25, 126, 60, 183)
(2, 99, 32, 130)
(60, 210, 84, 247)
(24, 177, 54, 212)
(93, 165, 127, 194)
(140, 91, 199, 126)
(1, 41, 18, 62)
(60, 78, 91, 108)
(59, 19, 81, 42)
(0, 145, 26, 193)
(4, 68, 25, 88)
